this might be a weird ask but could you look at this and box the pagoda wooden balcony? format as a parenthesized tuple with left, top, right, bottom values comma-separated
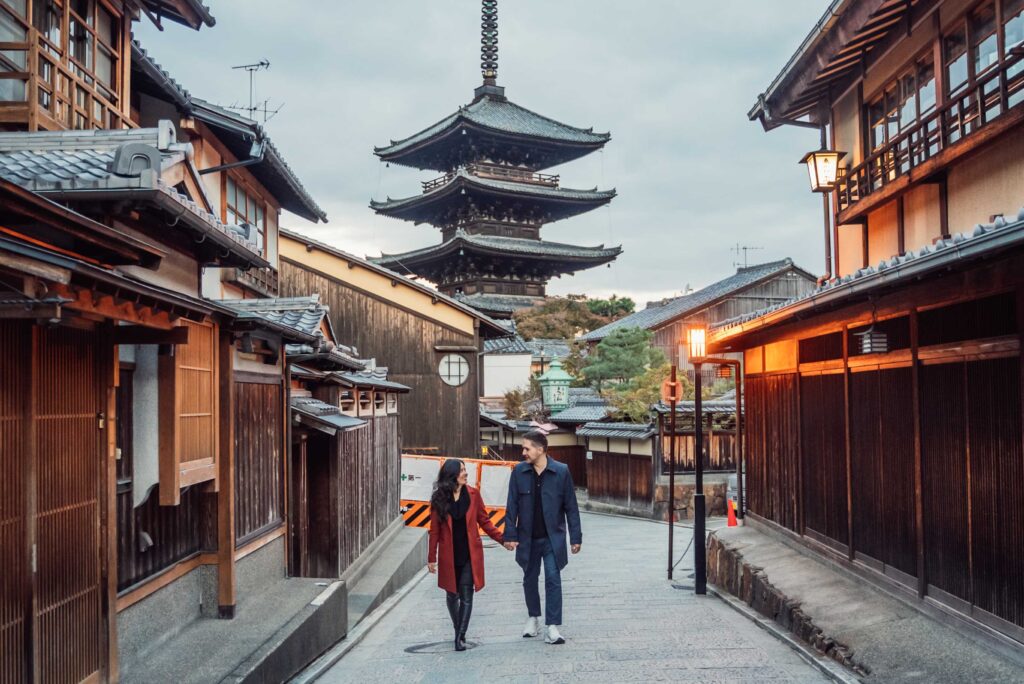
(420, 164, 560, 192)
(836, 49, 1024, 225)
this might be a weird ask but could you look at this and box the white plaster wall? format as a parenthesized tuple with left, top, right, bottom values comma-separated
(131, 345, 161, 509)
(483, 353, 532, 397)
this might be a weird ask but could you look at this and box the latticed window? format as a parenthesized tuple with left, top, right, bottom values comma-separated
(226, 174, 266, 253)
(438, 354, 469, 386)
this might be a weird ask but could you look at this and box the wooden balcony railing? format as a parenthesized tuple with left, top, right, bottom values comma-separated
(837, 49, 1024, 215)
(229, 266, 279, 297)
(420, 164, 560, 193)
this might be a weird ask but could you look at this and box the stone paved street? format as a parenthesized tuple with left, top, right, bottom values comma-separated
(313, 513, 830, 683)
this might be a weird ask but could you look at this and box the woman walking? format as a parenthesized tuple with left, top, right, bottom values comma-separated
(427, 459, 505, 651)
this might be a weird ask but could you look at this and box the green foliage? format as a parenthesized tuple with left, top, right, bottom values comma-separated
(582, 327, 667, 390)
(560, 339, 590, 387)
(586, 295, 635, 319)
(513, 297, 609, 340)
(503, 377, 542, 421)
(604, 362, 669, 423)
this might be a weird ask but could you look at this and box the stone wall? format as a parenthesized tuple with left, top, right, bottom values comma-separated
(706, 532, 869, 677)
(653, 481, 727, 521)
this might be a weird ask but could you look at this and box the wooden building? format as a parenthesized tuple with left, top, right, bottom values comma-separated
(278, 229, 507, 458)
(369, 1, 620, 319)
(576, 423, 657, 514)
(713, 0, 1024, 647)
(582, 259, 816, 367)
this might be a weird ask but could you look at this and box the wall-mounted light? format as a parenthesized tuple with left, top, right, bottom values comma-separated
(799, 148, 846, 193)
(854, 325, 889, 354)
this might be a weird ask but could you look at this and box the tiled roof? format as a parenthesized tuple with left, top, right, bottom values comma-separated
(334, 368, 411, 393)
(0, 123, 270, 269)
(549, 403, 610, 424)
(581, 259, 808, 342)
(130, 42, 326, 223)
(371, 168, 615, 215)
(290, 397, 366, 435)
(713, 207, 1024, 339)
(220, 296, 329, 337)
(576, 422, 656, 440)
(375, 229, 621, 265)
(454, 293, 542, 316)
(526, 338, 571, 360)
(653, 400, 739, 415)
(375, 93, 610, 159)
(483, 335, 532, 354)
(139, 1, 215, 29)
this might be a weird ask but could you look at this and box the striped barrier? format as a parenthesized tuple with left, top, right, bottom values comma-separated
(400, 454, 515, 535)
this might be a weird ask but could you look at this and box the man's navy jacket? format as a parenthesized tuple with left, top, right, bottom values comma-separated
(504, 458, 583, 570)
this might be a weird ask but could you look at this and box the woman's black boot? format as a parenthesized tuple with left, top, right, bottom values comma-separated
(455, 585, 473, 650)
(445, 592, 460, 644)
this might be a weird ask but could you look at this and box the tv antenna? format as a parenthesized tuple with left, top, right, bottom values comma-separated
(225, 60, 284, 124)
(732, 243, 764, 269)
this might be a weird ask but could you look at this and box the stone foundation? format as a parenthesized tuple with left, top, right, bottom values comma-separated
(706, 532, 869, 677)
(652, 481, 727, 521)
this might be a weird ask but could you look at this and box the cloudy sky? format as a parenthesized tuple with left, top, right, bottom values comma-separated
(137, 1, 828, 305)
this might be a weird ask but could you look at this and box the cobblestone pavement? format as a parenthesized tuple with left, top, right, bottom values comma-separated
(314, 513, 830, 683)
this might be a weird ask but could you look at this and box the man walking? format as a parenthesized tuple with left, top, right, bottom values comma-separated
(504, 430, 582, 645)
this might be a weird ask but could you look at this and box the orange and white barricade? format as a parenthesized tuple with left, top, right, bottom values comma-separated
(400, 454, 516, 535)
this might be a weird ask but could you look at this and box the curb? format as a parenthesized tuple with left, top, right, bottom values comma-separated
(708, 585, 862, 684)
(290, 568, 430, 683)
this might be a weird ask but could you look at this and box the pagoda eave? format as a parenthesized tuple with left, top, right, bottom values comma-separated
(370, 174, 615, 226)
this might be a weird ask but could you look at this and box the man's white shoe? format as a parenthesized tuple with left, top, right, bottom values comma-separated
(522, 616, 540, 638)
(544, 625, 565, 645)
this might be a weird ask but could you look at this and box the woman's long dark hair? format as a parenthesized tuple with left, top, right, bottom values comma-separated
(430, 459, 464, 522)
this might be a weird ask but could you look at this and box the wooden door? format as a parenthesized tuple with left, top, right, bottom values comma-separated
(0, 322, 107, 683)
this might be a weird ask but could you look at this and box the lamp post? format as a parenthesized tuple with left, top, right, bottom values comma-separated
(800, 142, 846, 282)
(661, 359, 684, 580)
(686, 325, 708, 595)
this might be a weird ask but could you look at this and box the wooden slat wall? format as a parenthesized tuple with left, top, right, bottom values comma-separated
(235, 382, 283, 545)
(586, 451, 651, 507)
(35, 326, 103, 683)
(745, 374, 800, 532)
(800, 373, 849, 546)
(0, 322, 27, 684)
(176, 320, 216, 466)
(280, 263, 478, 457)
(660, 433, 739, 474)
(116, 487, 203, 592)
(549, 446, 587, 487)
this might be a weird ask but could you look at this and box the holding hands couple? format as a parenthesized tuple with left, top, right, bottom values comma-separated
(426, 430, 583, 650)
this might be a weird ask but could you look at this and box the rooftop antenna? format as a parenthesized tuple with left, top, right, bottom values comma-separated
(226, 60, 284, 123)
(732, 243, 764, 269)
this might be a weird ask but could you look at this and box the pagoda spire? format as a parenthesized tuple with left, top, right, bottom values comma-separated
(481, 0, 499, 85)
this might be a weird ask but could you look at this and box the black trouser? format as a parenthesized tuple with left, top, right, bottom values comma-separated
(446, 561, 475, 641)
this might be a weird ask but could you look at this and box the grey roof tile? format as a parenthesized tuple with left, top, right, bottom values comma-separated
(576, 422, 656, 440)
(376, 94, 610, 158)
(375, 229, 621, 264)
(483, 335, 532, 354)
(550, 403, 610, 424)
(581, 259, 809, 342)
(454, 293, 543, 316)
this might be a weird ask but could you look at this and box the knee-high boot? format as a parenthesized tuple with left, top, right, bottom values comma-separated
(456, 585, 474, 651)
(445, 591, 460, 639)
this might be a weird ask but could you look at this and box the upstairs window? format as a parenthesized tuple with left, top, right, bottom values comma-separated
(226, 175, 266, 254)
(971, 4, 999, 78)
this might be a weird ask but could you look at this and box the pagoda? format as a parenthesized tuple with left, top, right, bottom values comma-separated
(370, 0, 620, 319)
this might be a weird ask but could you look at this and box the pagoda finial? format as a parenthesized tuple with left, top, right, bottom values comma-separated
(481, 0, 499, 84)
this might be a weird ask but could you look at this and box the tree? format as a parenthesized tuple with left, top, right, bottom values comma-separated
(513, 297, 608, 340)
(503, 376, 543, 420)
(582, 327, 666, 390)
(604, 362, 671, 423)
(587, 295, 635, 319)
(560, 339, 590, 387)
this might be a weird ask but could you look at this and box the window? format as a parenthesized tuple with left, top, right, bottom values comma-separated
(226, 175, 266, 254)
(374, 391, 386, 415)
(358, 390, 372, 415)
(971, 4, 999, 77)
(865, 57, 936, 178)
(339, 389, 356, 416)
(386, 393, 398, 414)
(438, 354, 470, 386)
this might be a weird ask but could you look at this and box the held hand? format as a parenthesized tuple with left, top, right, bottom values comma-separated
(571, 544, 581, 554)
(427, 562, 437, 574)
(504, 541, 518, 551)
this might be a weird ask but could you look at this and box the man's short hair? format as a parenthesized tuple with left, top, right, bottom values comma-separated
(522, 429, 548, 450)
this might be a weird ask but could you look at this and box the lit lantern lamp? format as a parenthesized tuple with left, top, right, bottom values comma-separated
(686, 325, 707, 361)
(716, 365, 732, 379)
(537, 358, 572, 413)
(800, 148, 847, 193)
(854, 324, 889, 355)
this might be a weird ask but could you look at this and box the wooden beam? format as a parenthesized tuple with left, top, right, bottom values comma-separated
(103, 327, 119, 683)
(216, 331, 236, 617)
(0, 250, 71, 283)
(112, 325, 189, 346)
(842, 325, 854, 561)
(910, 308, 926, 598)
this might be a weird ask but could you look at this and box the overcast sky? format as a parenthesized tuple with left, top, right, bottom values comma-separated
(137, 1, 828, 305)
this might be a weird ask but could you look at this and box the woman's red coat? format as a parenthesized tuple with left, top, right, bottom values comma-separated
(427, 486, 504, 593)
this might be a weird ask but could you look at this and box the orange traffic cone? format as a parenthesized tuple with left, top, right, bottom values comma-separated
(727, 499, 737, 527)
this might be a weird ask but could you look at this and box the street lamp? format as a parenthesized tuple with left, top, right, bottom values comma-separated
(686, 324, 708, 595)
(799, 148, 846, 193)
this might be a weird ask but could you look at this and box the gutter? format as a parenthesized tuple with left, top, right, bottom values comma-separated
(712, 219, 1024, 344)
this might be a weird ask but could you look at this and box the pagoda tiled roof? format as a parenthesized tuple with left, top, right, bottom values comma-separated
(373, 230, 621, 267)
(454, 293, 543, 316)
(370, 169, 615, 224)
(375, 92, 610, 170)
